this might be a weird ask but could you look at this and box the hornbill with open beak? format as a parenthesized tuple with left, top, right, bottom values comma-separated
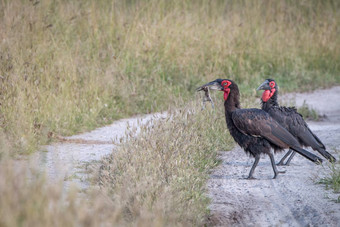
(197, 79, 323, 179)
(257, 79, 336, 165)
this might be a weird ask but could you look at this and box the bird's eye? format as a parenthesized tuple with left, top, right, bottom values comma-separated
(269, 81, 275, 88)
(221, 80, 231, 87)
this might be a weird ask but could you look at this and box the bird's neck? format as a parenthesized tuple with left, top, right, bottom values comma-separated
(223, 91, 244, 143)
(224, 89, 240, 115)
(261, 90, 279, 111)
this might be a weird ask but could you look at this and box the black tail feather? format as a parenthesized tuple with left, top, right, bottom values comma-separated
(318, 148, 336, 163)
(291, 146, 323, 164)
(308, 128, 326, 149)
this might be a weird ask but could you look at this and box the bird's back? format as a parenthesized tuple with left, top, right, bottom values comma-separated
(229, 108, 301, 151)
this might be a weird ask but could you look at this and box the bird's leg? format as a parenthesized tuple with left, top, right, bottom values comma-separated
(284, 151, 296, 166)
(277, 149, 293, 166)
(247, 154, 260, 179)
(269, 152, 286, 179)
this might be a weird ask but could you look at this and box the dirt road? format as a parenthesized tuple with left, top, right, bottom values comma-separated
(26, 113, 167, 189)
(207, 86, 340, 226)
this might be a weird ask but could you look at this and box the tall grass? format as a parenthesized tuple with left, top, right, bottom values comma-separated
(0, 130, 116, 226)
(96, 102, 233, 225)
(0, 160, 124, 226)
(0, 0, 339, 153)
(0, 101, 233, 226)
(0, 0, 339, 225)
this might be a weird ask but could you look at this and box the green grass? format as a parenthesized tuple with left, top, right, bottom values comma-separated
(319, 150, 340, 199)
(297, 101, 321, 121)
(319, 164, 340, 194)
(0, 0, 339, 154)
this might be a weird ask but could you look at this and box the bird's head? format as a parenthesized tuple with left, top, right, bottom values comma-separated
(196, 79, 236, 101)
(256, 79, 277, 102)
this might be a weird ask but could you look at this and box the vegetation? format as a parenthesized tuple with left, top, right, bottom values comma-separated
(319, 150, 340, 197)
(297, 101, 321, 121)
(0, 158, 122, 226)
(0, 102, 232, 226)
(0, 0, 339, 225)
(0, 0, 339, 154)
(320, 164, 340, 194)
(96, 102, 233, 225)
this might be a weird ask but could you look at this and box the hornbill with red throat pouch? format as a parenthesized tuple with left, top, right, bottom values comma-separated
(257, 79, 336, 165)
(197, 79, 323, 179)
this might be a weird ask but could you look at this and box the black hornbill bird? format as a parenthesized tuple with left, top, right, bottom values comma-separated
(197, 79, 323, 179)
(257, 79, 336, 165)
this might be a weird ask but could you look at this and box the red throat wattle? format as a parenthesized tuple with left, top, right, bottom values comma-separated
(224, 88, 230, 100)
(262, 88, 276, 102)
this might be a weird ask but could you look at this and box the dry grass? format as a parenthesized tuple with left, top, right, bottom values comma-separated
(0, 0, 339, 154)
(95, 101, 233, 225)
(0, 101, 233, 226)
(0, 0, 339, 225)
(0, 134, 119, 226)
(0, 164, 136, 226)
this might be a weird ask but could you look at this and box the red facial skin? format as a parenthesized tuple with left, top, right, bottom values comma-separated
(221, 80, 232, 100)
(262, 81, 276, 102)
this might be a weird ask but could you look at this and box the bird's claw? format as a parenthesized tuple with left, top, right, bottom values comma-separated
(276, 161, 286, 166)
(273, 170, 286, 179)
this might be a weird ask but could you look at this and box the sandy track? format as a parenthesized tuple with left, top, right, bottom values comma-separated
(207, 86, 340, 226)
(22, 113, 167, 189)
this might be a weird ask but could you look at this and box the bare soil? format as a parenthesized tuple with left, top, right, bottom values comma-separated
(23, 113, 167, 189)
(207, 86, 340, 226)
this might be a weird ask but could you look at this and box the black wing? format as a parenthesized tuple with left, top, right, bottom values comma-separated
(268, 106, 335, 161)
(231, 108, 300, 148)
(231, 108, 322, 163)
(267, 106, 324, 147)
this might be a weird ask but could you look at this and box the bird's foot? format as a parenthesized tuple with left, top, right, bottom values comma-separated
(246, 176, 256, 180)
(284, 161, 292, 166)
(276, 161, 286, 166)
(273, 170, 286, 179)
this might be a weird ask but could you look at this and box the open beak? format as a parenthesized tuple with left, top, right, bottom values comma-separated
(256, 80, 271, 91)
(196, 80, 223, 92)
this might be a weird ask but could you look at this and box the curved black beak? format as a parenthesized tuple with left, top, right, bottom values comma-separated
(256, 80, 271, 91)
(196, 80, 224, 92)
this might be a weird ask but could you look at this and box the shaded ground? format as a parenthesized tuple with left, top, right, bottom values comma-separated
(207, 86, 340, 226)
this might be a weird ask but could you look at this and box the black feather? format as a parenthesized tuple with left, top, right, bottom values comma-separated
(201, 79, 324, 179)
(260, 79, 336, 163)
